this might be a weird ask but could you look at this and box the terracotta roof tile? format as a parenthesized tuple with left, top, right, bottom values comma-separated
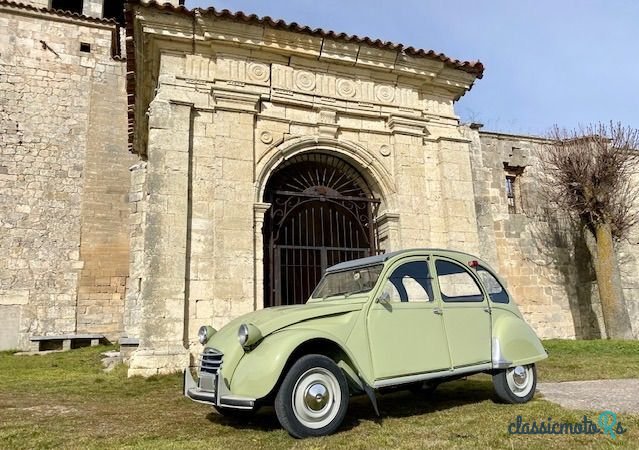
(130, 0, 484, 78)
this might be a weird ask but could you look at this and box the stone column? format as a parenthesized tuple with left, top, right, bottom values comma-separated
(253, 203, 271, 311)
(376, 212, 401, 252)
(127, 99, 192, 376)
(388, 115, 431, 248)
(436, 135, 481, 253)
(204, 87, 259, 325)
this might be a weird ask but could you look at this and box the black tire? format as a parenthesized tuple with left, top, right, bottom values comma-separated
(274, 354, 349, 438)
(214, 405, 260, 419)
(493, 364, 537, 404)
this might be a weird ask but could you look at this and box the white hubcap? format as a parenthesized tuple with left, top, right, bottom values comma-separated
(506, 365, 534, 397)
(292, 368, 341, 429)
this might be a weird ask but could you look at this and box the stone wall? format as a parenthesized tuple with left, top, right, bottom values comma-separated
(75, 52, 133, 339)
(0, 5, 132, 349)
(23, 0, 49, 9)
(471, 129, 639, 338)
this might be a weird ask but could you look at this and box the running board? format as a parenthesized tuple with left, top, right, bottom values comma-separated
(373, 363, 492, 389)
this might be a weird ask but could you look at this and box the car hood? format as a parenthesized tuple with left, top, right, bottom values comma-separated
(227, 300, 366, 337)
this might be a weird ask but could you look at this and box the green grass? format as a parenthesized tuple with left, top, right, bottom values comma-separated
(539, 339, 639, 382)
(0, 340, 638, 449)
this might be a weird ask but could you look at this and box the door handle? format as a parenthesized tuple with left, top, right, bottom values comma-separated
(483, 307, 491, 313)
(433, 308, 443, 315)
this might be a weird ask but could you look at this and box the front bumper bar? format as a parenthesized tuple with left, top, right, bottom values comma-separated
(183, 368, 256, 410)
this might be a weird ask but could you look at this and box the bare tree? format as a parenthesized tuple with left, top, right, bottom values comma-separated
(538, 122, 638, 339)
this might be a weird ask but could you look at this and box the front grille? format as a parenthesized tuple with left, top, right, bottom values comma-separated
(200, 348, 223, 375)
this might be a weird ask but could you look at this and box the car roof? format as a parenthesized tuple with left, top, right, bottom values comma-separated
(325, 248, 486, 273)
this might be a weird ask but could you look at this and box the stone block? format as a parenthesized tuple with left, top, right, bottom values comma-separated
(0, 290, 29, 305)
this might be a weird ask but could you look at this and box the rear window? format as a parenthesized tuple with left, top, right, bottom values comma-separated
(435, 260, 483, 303)
(477, 266, 510, 304)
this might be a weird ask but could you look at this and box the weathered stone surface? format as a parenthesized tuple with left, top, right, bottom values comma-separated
(0, 3, 132, 350)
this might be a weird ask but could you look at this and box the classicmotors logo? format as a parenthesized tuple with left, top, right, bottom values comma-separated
(508, 411, 627, 440)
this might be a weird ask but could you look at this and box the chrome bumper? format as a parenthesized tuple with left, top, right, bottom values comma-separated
(183, 367, 256, 410)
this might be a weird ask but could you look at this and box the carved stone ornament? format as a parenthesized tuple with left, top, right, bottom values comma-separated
(336, 78, 357, 98)
(294, 70, 316, 91)
(247, 62, 270, 83)
(375, 84, 395, 103)
(379, 144, 391, 157)
(260, 130, 274, 144)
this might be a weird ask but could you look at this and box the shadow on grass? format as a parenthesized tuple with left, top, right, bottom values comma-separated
(205, 377, 496, 433)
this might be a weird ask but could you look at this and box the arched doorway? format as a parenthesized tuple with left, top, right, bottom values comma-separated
(263, 153, 381, 307)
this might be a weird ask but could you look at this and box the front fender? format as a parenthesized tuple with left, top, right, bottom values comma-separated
(492, 308, 548, 368)
(229, 329, 361, 399)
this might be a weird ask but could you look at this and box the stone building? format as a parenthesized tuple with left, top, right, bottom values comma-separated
(1, 0, 637, 373)
(0, 0, 134, 350)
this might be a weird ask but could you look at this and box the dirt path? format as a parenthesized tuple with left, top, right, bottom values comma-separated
(537, 379, 639, 414)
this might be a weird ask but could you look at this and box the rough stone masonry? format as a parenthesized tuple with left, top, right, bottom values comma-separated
(0, 0, 134, 350)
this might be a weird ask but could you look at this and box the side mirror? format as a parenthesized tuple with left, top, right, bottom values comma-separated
(376, 291, 391, 305)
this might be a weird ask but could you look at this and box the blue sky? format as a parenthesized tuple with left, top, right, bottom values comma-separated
(187, 0, 639, 136)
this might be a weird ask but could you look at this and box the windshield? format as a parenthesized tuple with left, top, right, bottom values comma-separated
(311, 265, 384, 299)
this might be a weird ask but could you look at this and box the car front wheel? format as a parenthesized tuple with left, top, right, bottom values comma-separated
(275, 354, 349, 438)
(493, 363, 537, 403)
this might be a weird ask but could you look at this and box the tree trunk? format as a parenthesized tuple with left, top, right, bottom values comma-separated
(588, 223, 635, 339)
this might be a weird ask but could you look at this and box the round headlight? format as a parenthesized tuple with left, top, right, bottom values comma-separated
(238, 323, 249, 346)
(198, 326, 209, 345)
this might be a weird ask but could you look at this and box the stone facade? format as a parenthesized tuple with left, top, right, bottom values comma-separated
(0, 0, 134, 350)
(123, 2, 637, 375)
(123, 3, 485, 375)
(1, 0, 637, 369)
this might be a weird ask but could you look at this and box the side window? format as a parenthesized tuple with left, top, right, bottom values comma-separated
(382, 261, 432, 302)
(477, 266, 510, 304)
(435, 260, 483, 302)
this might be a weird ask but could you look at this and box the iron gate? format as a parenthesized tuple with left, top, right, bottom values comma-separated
(264, 154, 380, 307)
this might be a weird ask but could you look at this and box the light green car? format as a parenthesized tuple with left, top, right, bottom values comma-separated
(184, 249, 547, 438)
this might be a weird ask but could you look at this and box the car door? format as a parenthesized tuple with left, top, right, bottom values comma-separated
(432, 256, 492, 369)
(367, 257, 451, 380)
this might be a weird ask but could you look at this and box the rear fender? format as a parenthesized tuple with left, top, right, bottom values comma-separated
(492, 309, 548, 368)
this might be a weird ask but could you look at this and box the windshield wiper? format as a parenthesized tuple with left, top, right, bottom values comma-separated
(323, 288, 369, 300)
(344, 288, 369, 297)
(322, 291, 350, 300)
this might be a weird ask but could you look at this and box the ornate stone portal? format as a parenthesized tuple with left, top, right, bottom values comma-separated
(123, 2, 638, 375)
(124, 1, 486, 375)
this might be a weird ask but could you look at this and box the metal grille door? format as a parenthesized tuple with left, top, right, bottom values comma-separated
(264, 154, 380, 307)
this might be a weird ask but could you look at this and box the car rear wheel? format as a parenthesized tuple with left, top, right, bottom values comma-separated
(275, 354, 349, 438)
(493, 364, 536, 403)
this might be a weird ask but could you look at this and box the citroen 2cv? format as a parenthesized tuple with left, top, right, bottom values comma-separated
(184, 249, 547, 438)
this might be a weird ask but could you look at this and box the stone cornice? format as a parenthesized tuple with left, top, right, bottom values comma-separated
(126, 2, 481, 154)
(427, 136, 472, 144)
(133, 6, 478, 100)
(211, 87, 260, 113)
(388, 115, 429, 136)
